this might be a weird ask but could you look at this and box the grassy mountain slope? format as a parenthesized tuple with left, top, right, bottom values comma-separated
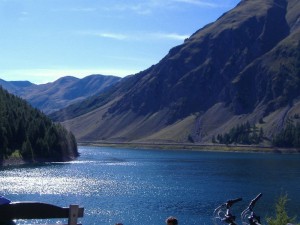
(54, 0, 300, 144)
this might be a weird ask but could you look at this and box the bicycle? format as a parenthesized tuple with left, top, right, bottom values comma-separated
(213, 193, 263, 225)
(213, 197, 243, 225)
(241, 193, 263, 225)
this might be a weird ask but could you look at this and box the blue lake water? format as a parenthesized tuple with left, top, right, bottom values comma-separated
(1, 146, 300, 225)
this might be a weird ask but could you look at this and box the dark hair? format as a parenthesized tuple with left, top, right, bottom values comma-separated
(166, 216, 178, 225)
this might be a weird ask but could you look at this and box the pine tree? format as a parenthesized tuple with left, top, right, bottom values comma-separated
(0, 87, 78, 162)
(267, 194, 298, 225)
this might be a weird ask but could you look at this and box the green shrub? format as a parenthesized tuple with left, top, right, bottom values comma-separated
(267, 194, 298, 225)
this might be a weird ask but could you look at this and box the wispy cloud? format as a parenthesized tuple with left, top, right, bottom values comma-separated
(102, 3, 153, 15)
(97, 33, 128, 40)
(52, 0, 226, 16)
(52, 7, 97, 13)
(172, 0, 221, 8)
(100, 0, 222, 15)
(80, 31, 127, 40)
(76, 31, 128, 40)
(77, 30, 189, 41)
(151, 32, 189, 40)
(69, 7, 97, 12)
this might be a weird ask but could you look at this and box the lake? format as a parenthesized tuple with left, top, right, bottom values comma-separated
(1, 146, 300, 225)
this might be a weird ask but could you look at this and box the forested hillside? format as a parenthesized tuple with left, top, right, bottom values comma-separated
(0, 87, 78, 164)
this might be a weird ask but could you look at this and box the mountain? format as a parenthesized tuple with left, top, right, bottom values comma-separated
(0, 87, 78, 165)
(0, 75, 121, 114)
(0, 79, 35, 93)
(51, 0, 300, 145)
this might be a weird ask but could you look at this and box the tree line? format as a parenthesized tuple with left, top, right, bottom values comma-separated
(0, 87, 78, 162)
(213, 120, 300, 148)
(212, 122, 264, 145)
(272, 122, 300, 148)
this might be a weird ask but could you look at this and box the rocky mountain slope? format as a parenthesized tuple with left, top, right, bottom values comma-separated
(0, 75, 121, 114)
(52, 0, 300, 144)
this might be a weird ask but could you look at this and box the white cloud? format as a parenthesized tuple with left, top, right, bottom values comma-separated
(52, 0, 226, 17)
(76, 31, 128, 40)
(52, 7, 97, 13)
(172, 0, 220, 8)
(77, 30, 189, 41)
(101, 0, 222, 15)
(69, 7, 97, 12)
(101, 2, 159, 15)
(151, 32, 189, 40)
(97, 33, 128, 40)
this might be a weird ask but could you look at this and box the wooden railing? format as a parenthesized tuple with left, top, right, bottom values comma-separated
(0, 202, 84, 225)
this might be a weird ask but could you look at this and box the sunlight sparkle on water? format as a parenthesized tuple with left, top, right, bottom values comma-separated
(0, 166, 117, 196)
(1, 146, 300, 225)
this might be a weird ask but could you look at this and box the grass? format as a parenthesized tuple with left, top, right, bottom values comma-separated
(10, 150, 22, 159)
(79, 141, 300, 154)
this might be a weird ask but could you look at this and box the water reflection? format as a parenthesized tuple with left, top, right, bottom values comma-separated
(0, 147, 300, 225)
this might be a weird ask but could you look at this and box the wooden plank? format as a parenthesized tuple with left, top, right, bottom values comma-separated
(0, 202, 84, 220)
(68, 205, 79, 225)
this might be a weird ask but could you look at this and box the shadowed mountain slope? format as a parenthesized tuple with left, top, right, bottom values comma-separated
(52, 0, 300, 144)
(0, 75, 121, 114)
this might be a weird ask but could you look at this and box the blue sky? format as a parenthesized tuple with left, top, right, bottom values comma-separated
(0, 0, 239, 84)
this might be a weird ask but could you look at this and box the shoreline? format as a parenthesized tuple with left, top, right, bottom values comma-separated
(0, 158, 27, 167)
(2, 142, 299, 168)
(0, 156, 78, 168)
(78, 141, 300, 154)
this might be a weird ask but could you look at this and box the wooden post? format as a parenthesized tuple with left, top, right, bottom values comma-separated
(68, 205, 79, 225)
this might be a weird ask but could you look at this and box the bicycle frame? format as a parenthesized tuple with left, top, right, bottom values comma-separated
(213, 193, 262, 225)
(213, 198, 243, 225)
(241, 193, 262, 225)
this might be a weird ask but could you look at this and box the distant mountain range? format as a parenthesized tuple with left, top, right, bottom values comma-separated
(0, 75, 121, 114)
(3, 0, 300, 145)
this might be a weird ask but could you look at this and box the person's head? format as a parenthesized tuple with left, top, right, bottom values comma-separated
(115, 223, 123, 225)
(166, 216, 178, 225)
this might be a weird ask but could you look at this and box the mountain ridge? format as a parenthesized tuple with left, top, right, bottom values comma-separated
(50, 0, 300, 144)
(0, 74, 121, 114)
(19, 0, 300, 145)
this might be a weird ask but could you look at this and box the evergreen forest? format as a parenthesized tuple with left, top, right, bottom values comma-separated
(0, 87, 78, 163)
(213, 122, 264, 145)
(214, 121, 300, 148)
(272, 122, 300, 148)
